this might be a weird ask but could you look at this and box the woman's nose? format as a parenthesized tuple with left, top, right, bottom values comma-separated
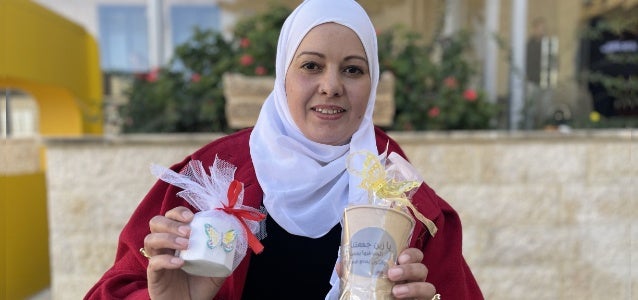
(319, 70, 343, 97)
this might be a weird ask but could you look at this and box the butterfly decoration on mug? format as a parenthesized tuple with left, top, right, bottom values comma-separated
(205, 224, 237, 252)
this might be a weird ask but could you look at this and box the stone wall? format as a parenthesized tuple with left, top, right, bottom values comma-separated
(1, 137, 41, 175)
(42, 130, 637, 300)
(394, 130, 637, 299)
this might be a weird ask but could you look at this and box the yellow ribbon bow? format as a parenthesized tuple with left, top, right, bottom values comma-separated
(347, 150, 438, 236)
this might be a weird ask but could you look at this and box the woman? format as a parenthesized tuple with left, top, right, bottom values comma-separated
(85, 0, 483, 299)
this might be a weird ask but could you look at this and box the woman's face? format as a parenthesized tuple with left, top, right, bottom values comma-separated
(285, 23, 371, 146)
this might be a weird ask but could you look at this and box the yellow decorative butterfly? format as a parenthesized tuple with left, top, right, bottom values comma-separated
(205, 224, 236, 252)
(205, 224, 220, 249)
(222, 229, 236, 252)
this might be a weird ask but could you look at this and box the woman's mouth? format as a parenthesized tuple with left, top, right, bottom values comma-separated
(312, 107, 346, 115)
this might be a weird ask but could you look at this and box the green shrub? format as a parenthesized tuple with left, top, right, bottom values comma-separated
(120, 5, 499, 133)
(379, 28, 499, 130)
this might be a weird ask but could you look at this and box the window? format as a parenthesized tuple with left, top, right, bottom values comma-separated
(1, 89, 38, 138)
(98, 5, 149, 72)
(170, 5, 221, 47)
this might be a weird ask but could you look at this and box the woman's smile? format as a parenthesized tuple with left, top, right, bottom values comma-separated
(311, 105, 347, 119)
(285, 22, 371, 146)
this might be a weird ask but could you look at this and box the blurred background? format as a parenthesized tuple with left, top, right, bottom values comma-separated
(1, 0, 636, 299)
(2, 0, 638, 137)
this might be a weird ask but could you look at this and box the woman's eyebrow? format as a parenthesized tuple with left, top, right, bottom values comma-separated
(296, 51, 324, 59)
(344, 55, 367, 64)
(296, 51, 367, 64)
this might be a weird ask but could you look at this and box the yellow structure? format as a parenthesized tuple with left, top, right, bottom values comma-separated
(0, 0, 103, 136)
(1, 0, 103, 298)
(0, 171, 49, 300)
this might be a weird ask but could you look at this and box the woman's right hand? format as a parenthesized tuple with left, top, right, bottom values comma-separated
(143, 206, 226, 300)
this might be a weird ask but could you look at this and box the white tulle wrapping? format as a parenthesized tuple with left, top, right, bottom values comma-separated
(150, 156, 261, 274)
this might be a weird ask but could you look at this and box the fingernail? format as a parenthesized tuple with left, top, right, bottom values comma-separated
(387, 267, 403, 279)
(170, 257, 183, 265)
(178, 225, 190, 236)
(182, 210, 193, 219)
(398, 253, 410, 264)
(176, 237, 189, 247)
(393, 285, 409, 297)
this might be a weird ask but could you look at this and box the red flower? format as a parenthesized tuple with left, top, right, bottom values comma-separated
(428, 106, 440, 118)
(240, 54, 254, 66)
(145, 68, 160, 83)
(191, 73, 201, 83)
(463, 89, 478, 102)
(254, 66, 267, 76)
(443, 76, 458, 89)
(240, 38, 251, 49)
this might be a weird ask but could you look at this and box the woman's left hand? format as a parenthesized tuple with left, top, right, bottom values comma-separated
(388, 247, 438, 299)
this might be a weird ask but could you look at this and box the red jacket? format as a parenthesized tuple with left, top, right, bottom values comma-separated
(85, 128, 483, 299)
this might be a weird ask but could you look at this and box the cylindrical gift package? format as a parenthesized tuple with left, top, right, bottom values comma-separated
(151, 158, 265, 278)
(177, 210, 240, 277)
(340, 204, 415, 300)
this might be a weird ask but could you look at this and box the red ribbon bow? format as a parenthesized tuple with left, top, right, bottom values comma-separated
(217, 180, 265, 254)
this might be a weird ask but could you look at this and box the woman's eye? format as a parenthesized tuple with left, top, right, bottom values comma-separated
(301, 62, 320, 71)
(344, 66, 364, 75)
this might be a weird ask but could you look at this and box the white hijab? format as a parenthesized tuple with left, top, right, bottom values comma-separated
(249, 0, 379, 238)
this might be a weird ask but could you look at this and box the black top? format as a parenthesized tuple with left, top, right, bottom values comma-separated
(242, 215, 342, 299)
